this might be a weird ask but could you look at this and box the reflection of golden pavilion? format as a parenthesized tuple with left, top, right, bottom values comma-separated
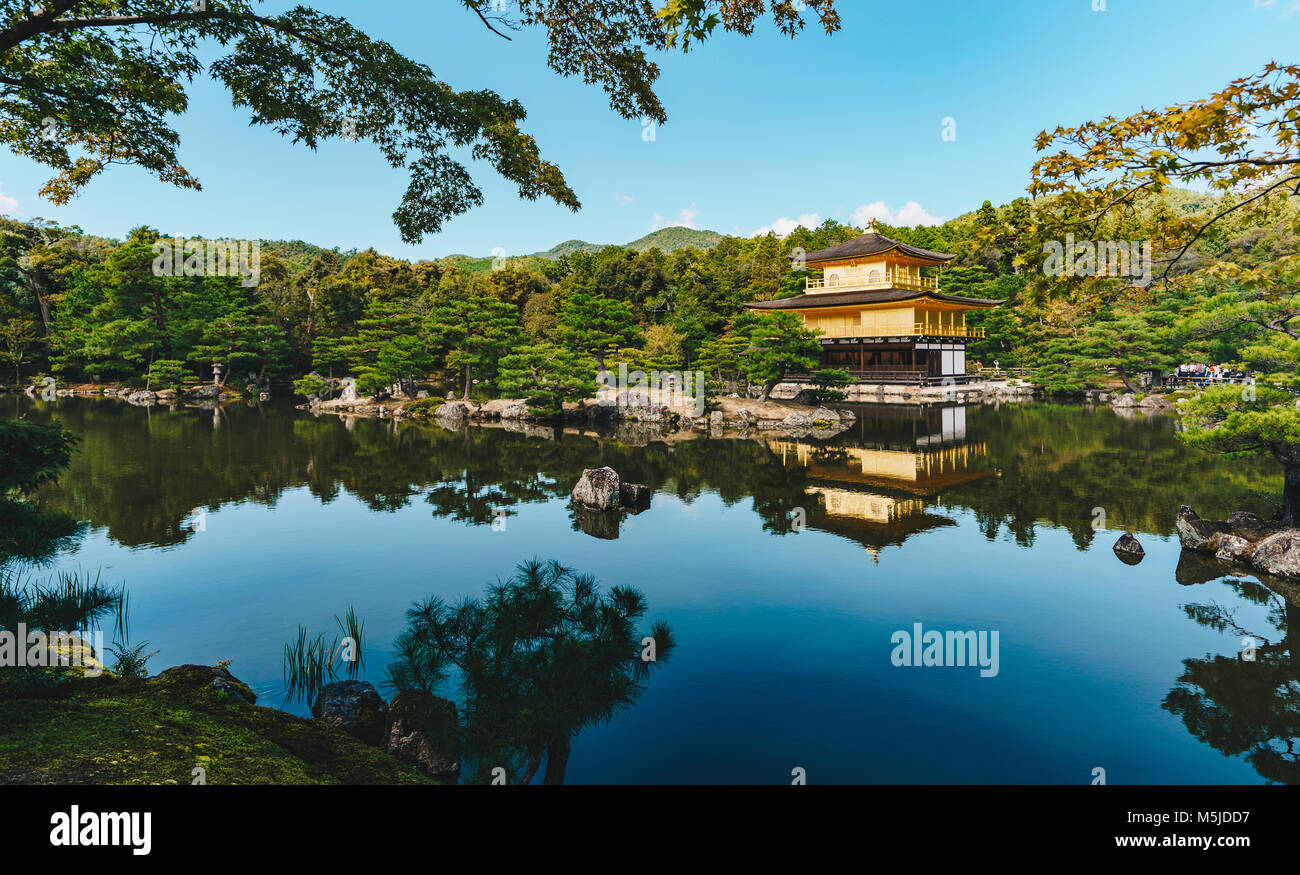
(771, 441, 989, 494)
(771, 422, 990, 562)
(810, 487, 926, 524)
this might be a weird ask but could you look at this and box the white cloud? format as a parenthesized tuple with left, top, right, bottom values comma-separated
(849, 202, 891, 228)
(752, 213, 821, 238)
(615, 192, 635, 205)
(851, 201, 943, 228)
(752, 201, 942, 239)
(651, 203, 698, 231)
(1253, 0, 1299, 15)
(892, 201, 943, 226)
(0, 183, 18, 216)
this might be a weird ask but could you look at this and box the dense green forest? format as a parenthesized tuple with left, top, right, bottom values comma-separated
(1, 186, 1295, 404)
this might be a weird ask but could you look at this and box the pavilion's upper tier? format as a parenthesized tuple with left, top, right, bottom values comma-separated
(793, 230, 956, 295)
(796, 231, 956, 269)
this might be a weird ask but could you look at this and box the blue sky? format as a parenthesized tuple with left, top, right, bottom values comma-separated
(1, 0, 1298, 258)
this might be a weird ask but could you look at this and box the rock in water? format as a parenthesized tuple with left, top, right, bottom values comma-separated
(1252, 531, 1300, 578)
(1226, 511, 1269, 536)
(572, 467, 621, 510)
(1175, 506, 1228, 551)
(311, 680, 388, 746)
(1212, 533, 1253, 562)
(1113, 532, 1146, 565)
(619, 482, 652, 512)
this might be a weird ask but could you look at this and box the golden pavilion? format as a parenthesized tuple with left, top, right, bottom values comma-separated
(746, 223, 1003, 383)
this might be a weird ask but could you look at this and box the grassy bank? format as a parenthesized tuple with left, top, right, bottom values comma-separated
(0, 666, 436, 785)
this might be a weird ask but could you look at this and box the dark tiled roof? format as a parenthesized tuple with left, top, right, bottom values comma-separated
(798, 232, 955, 264)
(746, 289, 1005, 310)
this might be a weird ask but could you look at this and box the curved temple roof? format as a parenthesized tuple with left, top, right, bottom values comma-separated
(746, 289, 1005, 311)
(796, 231, 956, 265)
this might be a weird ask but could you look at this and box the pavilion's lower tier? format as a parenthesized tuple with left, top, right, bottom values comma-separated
(813, 337, 971, 384)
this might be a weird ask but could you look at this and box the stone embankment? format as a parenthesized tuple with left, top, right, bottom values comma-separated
(766, 378, 1036, 405)
(312, 387, 862, 440)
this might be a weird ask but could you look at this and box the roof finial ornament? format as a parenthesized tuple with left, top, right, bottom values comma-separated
(867, 217, 880, 233)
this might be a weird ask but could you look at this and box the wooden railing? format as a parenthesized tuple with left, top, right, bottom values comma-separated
(819, 325, 986, 339)
(805, 270, 939, 293)
(912, 324, 985, 339)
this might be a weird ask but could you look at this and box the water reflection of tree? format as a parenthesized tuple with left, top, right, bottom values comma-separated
(0, 416, 82, 569)
(387, 558, 675, 785)
(946, 404, 1279, 550)
(8, 398, 1283, 552)
(1165, 576, 1300, 783)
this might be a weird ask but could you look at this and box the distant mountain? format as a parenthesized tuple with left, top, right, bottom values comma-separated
(527, 226, 723, 259)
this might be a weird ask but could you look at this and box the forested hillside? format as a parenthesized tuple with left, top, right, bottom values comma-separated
(1, 185, 1295, 401)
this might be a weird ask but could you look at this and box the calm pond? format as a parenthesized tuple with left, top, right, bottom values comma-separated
(4, 395, 1294, 784)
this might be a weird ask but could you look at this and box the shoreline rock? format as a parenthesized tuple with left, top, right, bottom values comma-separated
(311, 680, 388, 746)
(1176, 506, 1300, 579)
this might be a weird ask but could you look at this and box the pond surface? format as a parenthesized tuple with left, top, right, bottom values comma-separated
(4, 394, 1296, 784)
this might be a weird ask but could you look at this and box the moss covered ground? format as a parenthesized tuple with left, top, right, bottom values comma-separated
(0, 666, 437, 785)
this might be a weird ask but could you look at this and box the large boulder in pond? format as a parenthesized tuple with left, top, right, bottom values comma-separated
(1175, 506, 1229, 552)
(1113, 532, 1145, 565)
(311, 680, 388, 746)
(572, 467, 621, 510)
(1251, 531, 1300, 578)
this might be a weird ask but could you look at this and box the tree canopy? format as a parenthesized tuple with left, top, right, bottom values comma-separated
(0, 0, 838, 242)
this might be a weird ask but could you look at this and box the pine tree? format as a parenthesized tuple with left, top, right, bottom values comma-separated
(497, 343, 597, 418)
(425, 287, 521, 399)
(740, 311, 822, 402)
